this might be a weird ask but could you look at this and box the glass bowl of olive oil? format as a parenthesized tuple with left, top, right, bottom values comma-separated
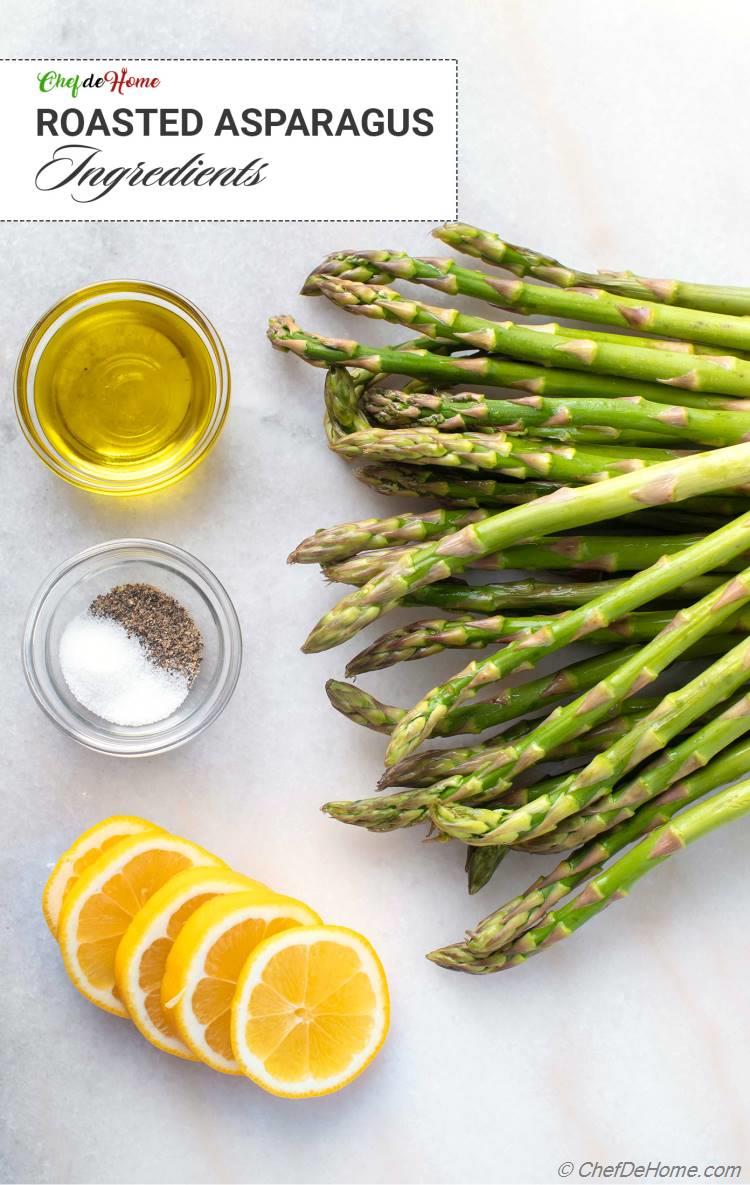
(15, 280, 230, 496)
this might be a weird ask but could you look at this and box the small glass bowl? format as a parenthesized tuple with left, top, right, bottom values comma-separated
(23, 539, 242, 757)
(14, 280, 230, 496)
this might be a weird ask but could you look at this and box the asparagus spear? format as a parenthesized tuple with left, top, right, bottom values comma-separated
(325, 644, 728, 741)
(310, 249, 750, 357)
(531, 688, 750, 855)
(432, 223, 750, 319)
(516, 321, 750, 360)
(326, 651, 738, 837)
(431, 630, 750, 848)
(289, 506, 491, 565)
(345, 334, 467, 403)
(315, 275, 750, 398)
(268, 315, 750, 414)
(380, 708, 655, 789)
(404, 575, 724, 614)
(313, 251, 750, 351)
(332, 424, 693, 483)
(385, 509, 750, 766)
(323, 365, 370, 440)
(428, 756, 750, 973)
(324, 696, 660, 834)
(355, 464, 750, 519)
(355, 463, 565, 506)
(345, 608, 750, 676)
(325, 679, 404, 734)
(432, 690, 736, 794)
(294, 440, 750, 656)
(324, 650, 631, 738)
(361, 387, 750, 449)
(461, 692, 744, 904)
(324, 535, 739, 586)
(329, 567, 750, 831)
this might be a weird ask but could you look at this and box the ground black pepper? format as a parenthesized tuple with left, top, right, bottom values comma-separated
(90, 583, 203, 685)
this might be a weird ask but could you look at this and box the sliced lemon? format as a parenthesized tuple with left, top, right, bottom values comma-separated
(43, 815, 160, 937)
(161, 891, 320, 1074)
(231, 925, 389, 1098)
(58, 832, 224, 1017)
(115, 867, 273, 1059)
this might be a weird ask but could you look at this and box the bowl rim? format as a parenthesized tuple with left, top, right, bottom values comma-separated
(22, 537, 243, 757)
(14, 278, 231, 496)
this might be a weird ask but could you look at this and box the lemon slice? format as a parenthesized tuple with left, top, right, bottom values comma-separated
(231, 925, 389, 1098)
(161, 891, 320, 1074)
(43, 815, 160, 937)
(58, 832, 224, 1017)
(115, 867, 272, 1059)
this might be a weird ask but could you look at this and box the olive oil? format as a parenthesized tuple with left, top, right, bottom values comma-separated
(16, 282, 230, 495)
(35, 300, 214, 471)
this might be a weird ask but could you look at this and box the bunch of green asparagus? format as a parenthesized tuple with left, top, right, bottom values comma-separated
(270, 223, 750, 975)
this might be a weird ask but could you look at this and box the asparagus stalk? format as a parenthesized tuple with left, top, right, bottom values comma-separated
(346, 334, 467, 401)
(462, 693, 747, 905)
(433, 690, 735, 795)
(530, 689, 750, 855)
(431, 630, 750, 848)
(326, 654, 737, 837)
(315, 275, 750, 398)
(325, 649, 640, 738)
(355, 464, 750, 519)
(330, 567, 750, 832)
(268, 315, 750, 414)
(311, 249, 750, 357)
(381, 708, 654, 789)
(428, 758, 750, 974)
(295, 442, 750, 656)
(324, 695, 659, 834)
(520, 321, 750, 360)
(324, 535, 740, 586)
(432, 223, 750, 319)
(332, 424, 693, 483)
(361, 387, 750, 449)
(345, 608, 750, 676)
(385, 509, 750, 766)
(355, 463, 566, 506)
(329, 650, 670, 746)
(313, 251, 750, 351)
(404, 575, 724, 615)
(289, 506, 491, 565)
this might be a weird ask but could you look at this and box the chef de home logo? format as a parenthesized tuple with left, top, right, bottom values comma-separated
(37, 67, 161, 99)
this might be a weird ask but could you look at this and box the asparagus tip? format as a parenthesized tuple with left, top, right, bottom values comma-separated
(424, 946, 472, 971)
(300, 271, 324, 296)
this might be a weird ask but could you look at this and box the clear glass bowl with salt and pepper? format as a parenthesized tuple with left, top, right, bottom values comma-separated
(22, 539, 242, 757)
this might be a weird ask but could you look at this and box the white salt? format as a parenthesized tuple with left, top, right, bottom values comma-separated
(59, 613, 189, 727)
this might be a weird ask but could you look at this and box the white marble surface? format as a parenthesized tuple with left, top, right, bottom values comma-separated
(2, 2, 750, 1182)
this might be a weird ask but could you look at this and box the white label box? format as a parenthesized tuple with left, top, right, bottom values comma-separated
(0, 58, 458, 221)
